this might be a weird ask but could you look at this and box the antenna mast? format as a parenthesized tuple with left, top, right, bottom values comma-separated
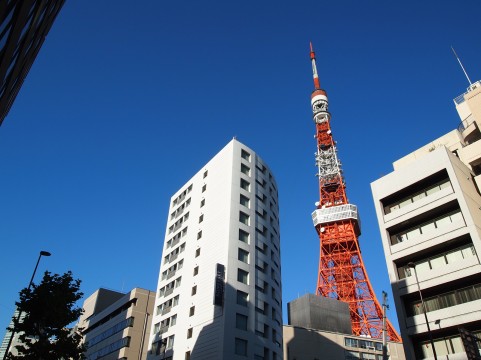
(452, 46, 472, 85)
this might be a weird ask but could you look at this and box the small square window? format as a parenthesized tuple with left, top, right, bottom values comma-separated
(193, 266, 199, 276)
(202, 184, 207, 192)
(192, 285, 197, 296)
(239, 229, 249, 243)
(167, 335, 175, 349)
(197, 231, 202, 240)
(237, 290, 248, 307)
(236, 313, 248, 331)
(241, 149, 251, 161)
(240, 179, 250, 191)
(240, 194, 250, 207)
(203, 170, 208, 178)
(187, 328, 193, 338)
(237, 269, 249, 284)
(199, 214, 204, 223)
(241, 163, 250, 176)
(189, 306, 195, 316)
(238, 248, 249, 263)
(195, 248, 201, 257)
(235, 337, 248, 356)
(200, 199, 205, 207)
(239, 211, 250, 225)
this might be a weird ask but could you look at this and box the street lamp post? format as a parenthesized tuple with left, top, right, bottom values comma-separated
(2, 250, 51, 360)
(408, 262, 438, 360)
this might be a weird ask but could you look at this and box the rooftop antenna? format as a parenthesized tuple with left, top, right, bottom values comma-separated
(451, 46, 472, 85)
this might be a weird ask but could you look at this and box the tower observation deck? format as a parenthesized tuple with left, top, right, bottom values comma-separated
(308, 43, 401, 342)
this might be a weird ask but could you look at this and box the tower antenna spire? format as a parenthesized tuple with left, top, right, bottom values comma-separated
(310, 42, 321, 90)
(452, 46, 472, 85)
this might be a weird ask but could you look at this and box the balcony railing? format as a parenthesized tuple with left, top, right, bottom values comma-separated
(162, 306, 172, 315)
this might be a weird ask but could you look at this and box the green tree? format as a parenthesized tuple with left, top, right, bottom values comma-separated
(7, 271, 85, 360)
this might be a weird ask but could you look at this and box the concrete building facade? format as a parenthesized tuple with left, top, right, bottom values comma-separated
(0, 0, 66, 125)
(79, 287, 155, 360)
(147, 139, 282, 360)
(371, 81, 481, 359)
(283, 294, 405, 360)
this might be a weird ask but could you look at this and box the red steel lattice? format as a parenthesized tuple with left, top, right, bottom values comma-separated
(309, 43, 401, 342)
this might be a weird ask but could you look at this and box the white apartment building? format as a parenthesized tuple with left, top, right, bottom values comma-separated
(371, 81, 481, 359)
(147, 139, 282, 360)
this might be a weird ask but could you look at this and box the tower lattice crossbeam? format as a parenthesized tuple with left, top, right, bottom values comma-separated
(308, 43, 401, 342)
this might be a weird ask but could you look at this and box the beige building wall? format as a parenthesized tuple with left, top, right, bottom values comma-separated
(80, 287, 155, 360)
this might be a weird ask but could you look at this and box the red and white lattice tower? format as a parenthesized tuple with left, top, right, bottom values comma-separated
(308, 43, 401, 342)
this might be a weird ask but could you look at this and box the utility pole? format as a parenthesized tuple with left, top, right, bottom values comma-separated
(382, 291, 388, 360)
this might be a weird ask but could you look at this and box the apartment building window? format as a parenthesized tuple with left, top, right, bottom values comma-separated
(166, 335, 175, 350)
(185, 351, 191, 360)
(195, 248, 201, 257)
(191, 285, 197, 296)
(384, 178, 451, 215)
(187, 328, 193, 338)
(203, 170, 208, 178)
(256, 178, 266, 188)
(241, 149, 251, 161)
(154, 322, 160, 334)
(240, 179, 250, 191)
(189, 306, 195, 316)
(200, 199, 205, 207)
(202, 184, 207, 192)
(197, 230, 202, 239)
(237, 290, 248, 307)
(171, 314, 177, 326)
(241, 163, 250, 176)
(236, 313, 248, 331)
(193, 266, 199, 276)
(407, 282, 481, 316)
(239, 229, 250, 243)
(235, 338, 248, 356)
(417, 334, 466, 359)
(199, 214, 204, 223)
(239, 211, 250, 225)
(391, 209, 464, 245)
(398, 244, 476, 279)
(238, 269, 249, 284)
(240, 194, 250, 208)
(238, 248, 249, 263)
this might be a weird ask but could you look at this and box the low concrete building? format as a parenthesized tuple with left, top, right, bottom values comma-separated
(284, 325, 405, 360)
(79, 288, 155, 360)
(283, 294, 405, 360)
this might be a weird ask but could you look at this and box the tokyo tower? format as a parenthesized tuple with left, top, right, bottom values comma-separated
(308, 43, 401, 342)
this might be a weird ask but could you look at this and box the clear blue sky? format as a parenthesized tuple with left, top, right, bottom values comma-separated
(1, 1, 480, 335)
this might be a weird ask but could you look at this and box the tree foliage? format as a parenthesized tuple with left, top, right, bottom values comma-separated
(7, 271, 86, 360)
